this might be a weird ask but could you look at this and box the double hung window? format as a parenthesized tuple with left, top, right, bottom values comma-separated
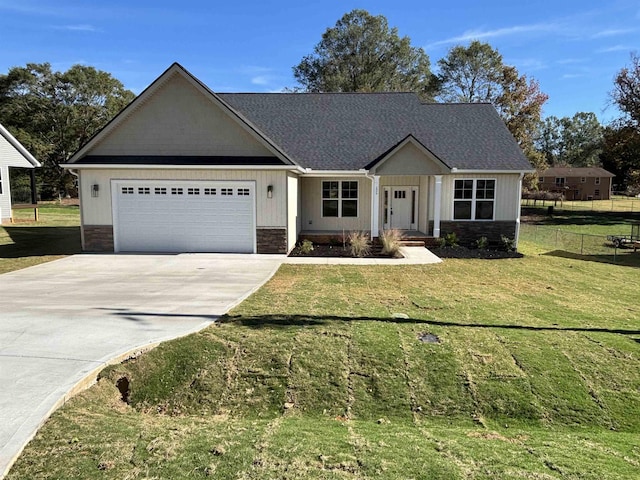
(453, 179, 495, 220)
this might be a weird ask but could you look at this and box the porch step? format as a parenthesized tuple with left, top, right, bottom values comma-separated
(399, 240, 425, 247)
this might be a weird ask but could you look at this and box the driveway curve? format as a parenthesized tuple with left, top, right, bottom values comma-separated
(0, 253, 284, 478)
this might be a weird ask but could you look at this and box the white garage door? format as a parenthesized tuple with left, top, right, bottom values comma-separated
(112, 180, 255, 253)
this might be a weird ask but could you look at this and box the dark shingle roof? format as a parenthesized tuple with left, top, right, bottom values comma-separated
(219, 92, 532, 171)
(541, 167, 615, 178)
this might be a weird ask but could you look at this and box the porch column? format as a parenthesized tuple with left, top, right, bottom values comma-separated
(514, 172, 524, 248)
(370, 175, 380, 237)
(433, 175, 442, 237)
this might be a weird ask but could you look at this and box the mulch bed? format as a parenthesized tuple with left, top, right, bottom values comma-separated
(429, 246, 523, 259)
(288, 244, 400, 258)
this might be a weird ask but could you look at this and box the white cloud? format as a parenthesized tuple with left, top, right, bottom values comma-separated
(426, 22, 561, 48)
(591, 28, 636, 38)
(596, 45, 631, 53)
(561, 73, 585, 79)
(52, 24, 100, 32)
(556, 58, 588, 65)
(251, 75, 272, 86)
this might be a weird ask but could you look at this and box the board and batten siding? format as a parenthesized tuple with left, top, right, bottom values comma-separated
(286, 172, 299, 250)
(440, 173, 521, 221)
(300, 177, 372, 231)
(79, 169, 289, 228)
(89, 73, 273, 157)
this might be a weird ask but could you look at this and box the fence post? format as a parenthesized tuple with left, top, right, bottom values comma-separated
(580, 234, 584, 255)
(555, 229, 558, 247)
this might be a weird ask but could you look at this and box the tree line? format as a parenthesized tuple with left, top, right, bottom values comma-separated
(1, 9, 638, 199)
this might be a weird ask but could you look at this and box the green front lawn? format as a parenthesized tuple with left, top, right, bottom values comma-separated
(0, 203, 80, 274)
(8, 243, 640, 479)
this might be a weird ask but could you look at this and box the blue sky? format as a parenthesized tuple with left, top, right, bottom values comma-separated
(0, 0, 638, 123)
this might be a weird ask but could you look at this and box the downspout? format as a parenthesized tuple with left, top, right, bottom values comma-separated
(515, 172, 524, 249)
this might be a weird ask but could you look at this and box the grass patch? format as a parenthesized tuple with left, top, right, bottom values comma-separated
(8, 240, 640, 478)
(0, 203, 80, 274)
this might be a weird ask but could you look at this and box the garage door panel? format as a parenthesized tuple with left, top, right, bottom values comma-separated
(113, 180, 255, 253)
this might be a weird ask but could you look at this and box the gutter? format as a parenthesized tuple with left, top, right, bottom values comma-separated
(60, 164, 306, 173)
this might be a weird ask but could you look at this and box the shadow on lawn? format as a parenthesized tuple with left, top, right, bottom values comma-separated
(220, 314, 640, 338)
(521, 208, 638, 228)
(543, 249, 640, 268)
(0, 226, 81, 257)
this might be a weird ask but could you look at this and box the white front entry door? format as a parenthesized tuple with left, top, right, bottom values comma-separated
(111, 180, 256, 253)
(384, 186, 418, 230)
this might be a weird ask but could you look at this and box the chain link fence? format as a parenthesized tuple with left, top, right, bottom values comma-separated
(519, 224, 639, 266)
(521, 196, 640, 213)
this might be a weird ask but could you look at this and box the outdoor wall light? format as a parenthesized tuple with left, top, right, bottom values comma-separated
(267, 185, 273, 198)
(91, 184, 100, 198)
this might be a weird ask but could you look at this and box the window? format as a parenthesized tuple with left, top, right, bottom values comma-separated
(171, 187, 183, 195)
(187, 188, 200, 195)
(237, 188, 250, 196)
(595, 189, 600, 197)
(581, 177, 586, 183)
(322, 180, 358, 217)
(138, 187, 150, 195)
(221, 188, 233, 196)
(555, 177, 566, 187)
(155, 187, 167, 195)
(595, 177, 601, 185)
(453, 179, 495, 220)
(539, 177, 544, 183)
(121, 187, 134, 195)
(204, 188, 216, 195)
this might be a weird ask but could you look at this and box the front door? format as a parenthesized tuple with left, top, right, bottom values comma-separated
(384, 186, 418, 230)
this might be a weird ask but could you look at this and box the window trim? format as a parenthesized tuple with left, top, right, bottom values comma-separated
(555, 177, 566, 187)
(321, 180, 359, 218)
(595, 177, 601, 185)
(452, 178, 496, 221)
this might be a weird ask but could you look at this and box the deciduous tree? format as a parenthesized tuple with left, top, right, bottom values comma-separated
(437, 42, 549, 181)
(293, 9, 438, 100)
(0, 63, 134, 199)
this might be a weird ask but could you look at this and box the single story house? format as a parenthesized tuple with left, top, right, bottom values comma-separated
(538, 167, 615, 201)
(63, 63, 533, 254)
(0, 123, 40, 224)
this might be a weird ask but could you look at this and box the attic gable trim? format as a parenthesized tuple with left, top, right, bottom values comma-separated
(68, 63, 296, 166)
(0, 123, 40, 167)
(366, 135, 451, 173)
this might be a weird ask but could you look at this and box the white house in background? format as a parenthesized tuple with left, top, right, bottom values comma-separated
(0, 123, 40, 224)
(63, 63, 533, 254)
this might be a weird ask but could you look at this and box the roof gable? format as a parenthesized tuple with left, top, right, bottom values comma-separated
(0, 123, 40, 168)
(69, 64, 294, 165)
(368, 135, 450, 175)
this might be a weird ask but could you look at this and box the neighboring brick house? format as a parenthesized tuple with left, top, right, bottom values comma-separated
(538, 167, 615, 201)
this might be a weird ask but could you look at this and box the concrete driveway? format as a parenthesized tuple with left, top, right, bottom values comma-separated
(0, 253, 284, 478)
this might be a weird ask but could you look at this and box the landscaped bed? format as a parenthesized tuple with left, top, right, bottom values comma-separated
(429, 245, 524, 259)
(288, 243, 402, 258)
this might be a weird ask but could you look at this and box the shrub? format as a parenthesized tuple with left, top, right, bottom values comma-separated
(380, 229, 404, 257)
(348, 231, 371, 257)
(444, 232, 459, 247)
(501, 235, 516, 252)
(475, 236, 489, 250)
(299, 239, 314, 254)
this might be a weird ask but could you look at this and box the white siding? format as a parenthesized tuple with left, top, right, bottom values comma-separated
(300, 177, 371, 231)
(89, 73, 273, 157)
(373, 142, 448, 176)
(79, 169, 288, 227)
(440, 173, 521, 221)
(1, 134, 35, 222)
(286, 173, 299, 250)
